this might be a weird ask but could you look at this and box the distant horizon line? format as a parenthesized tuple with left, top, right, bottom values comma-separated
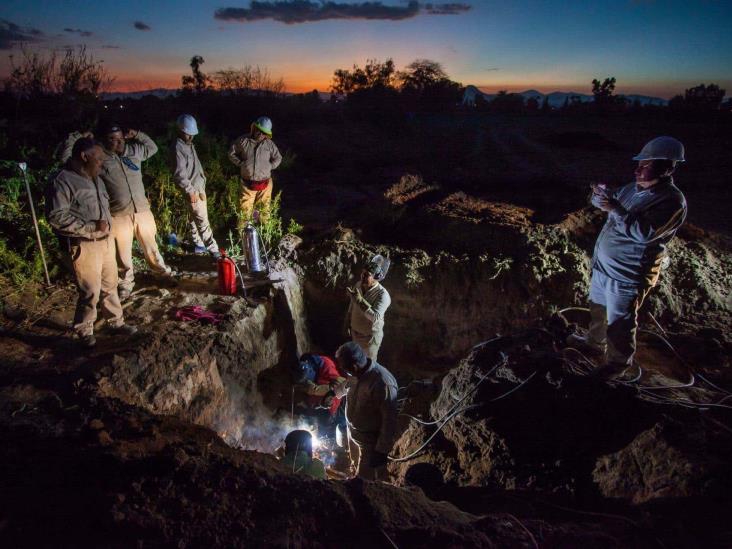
(101, 83, 688, 100)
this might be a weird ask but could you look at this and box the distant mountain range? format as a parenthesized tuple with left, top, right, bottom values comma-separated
(102, 85, 669, 108)
(101, 88, 178, 100)
(462, 85, 667, 108)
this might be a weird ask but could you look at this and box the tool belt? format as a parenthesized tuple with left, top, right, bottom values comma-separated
(244, 178, 270, 191)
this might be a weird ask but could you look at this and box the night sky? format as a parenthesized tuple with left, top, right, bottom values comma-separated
(1, 0, 731, 97)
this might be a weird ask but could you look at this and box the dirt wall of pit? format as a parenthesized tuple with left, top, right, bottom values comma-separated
(95, 263, 310, 452)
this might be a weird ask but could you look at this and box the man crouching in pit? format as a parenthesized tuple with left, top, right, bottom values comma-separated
(335, 342, 398, 481)
(46, 138, 137, 348)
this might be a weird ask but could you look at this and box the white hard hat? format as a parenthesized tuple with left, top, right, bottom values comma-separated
(253, 116, 273, 136)
(176, 114, 199, 136)
(366, 254, 391, 281)
(633, 136, 685, 162)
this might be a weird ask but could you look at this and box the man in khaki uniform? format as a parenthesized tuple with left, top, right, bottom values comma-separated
(99, 123, 172, 300)
(170, 114, 220, 258)
(228, 116, 282, 224)
(346, 255, 392, 361)
(46, 138, 137, 348)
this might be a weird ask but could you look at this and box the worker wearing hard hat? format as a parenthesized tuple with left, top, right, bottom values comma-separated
(568, 136, 688, 380)
(46, 137, 137, 348)
(171, 115, 220, 259)
(98, 122, 173, 301)
(228, 116, 282, 225)
(346, 255, 392, 361)
(280, 430, 327, 480)
(335, 342, 398, 481)
(293, 353, 347, 418)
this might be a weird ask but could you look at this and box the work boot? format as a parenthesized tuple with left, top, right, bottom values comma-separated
(610, 363, 642, 383)
(211, 250, 222, 260)
(118, 288, 131, 302)
(194, 245, 207, 255)
(79, 334, 96, 349)
(107, 323, 138, 336)
(591, 362, 631, 381)
(566, 332, 605, 356)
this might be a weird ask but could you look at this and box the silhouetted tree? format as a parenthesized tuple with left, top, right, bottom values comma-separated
(181, 55, 210, 94)
(526, 96, 539, 111)
(331, 59, 397, 95)
(541, 96, 550, 112)
(592, 77, 622, 110)
(6, 45, 113, 98)
(683, 83, 726, 111)
(398, 59, 461, 110)
(212, 65, 284, 96)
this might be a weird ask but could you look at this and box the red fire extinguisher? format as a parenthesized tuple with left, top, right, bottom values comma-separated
(217, 249, 237, 296)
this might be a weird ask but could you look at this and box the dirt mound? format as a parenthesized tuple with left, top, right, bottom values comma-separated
(384, 174, 440, 206)
(0, 383, 534, 548)
(389, 328, 732, 506)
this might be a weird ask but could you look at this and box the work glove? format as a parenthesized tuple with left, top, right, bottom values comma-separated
(321, 390, 336, 408)
(369, 451, 388, 469)
(333, 379, 350, 399)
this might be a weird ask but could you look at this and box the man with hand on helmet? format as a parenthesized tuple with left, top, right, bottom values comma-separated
(346, 255, 392, 361)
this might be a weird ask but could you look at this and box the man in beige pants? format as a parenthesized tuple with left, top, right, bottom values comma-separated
(228, 116, 282, 225)
(99, 123, 172, 300)
(46, 137, 137, 348)
(171, 114, 220, 258)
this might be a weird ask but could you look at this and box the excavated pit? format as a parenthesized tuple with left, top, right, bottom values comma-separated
(2, 189, 732, 546)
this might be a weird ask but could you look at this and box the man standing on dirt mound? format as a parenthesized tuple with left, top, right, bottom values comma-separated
(567, 136, 688, 380)
(170, 114, 220, 259)
(228, 116, 282, 225)
(346, 255, 392, 361)
(335, 342, 398, 481)
(46, 138, 137, 348)
(97, 122, 174, 301)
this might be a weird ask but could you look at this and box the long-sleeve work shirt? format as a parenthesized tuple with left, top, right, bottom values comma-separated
(345, 361, 398, 455)
(100, 132, 158, 215)
(228, 135, 282, 181)
(348, 282, 391, 338)
(171, 138, 206, 195)
(46, 168, 112, 240)
(592, 177, 687, 285)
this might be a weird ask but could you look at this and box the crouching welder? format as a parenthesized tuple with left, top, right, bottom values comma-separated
(280, 430, 327, 480)
(346, 255, 391, 361)
(293, 353, 347, 417)
(335, 342, 398, 481)
(46, 138, 137, 348)
(568, 136, 688, 380)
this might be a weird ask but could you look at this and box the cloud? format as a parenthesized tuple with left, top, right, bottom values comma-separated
(64, 27, 94, 37)
(484, 67, 500, 72)
(101, 44, 121, 49)
(133, 21, 151, 31)
(424, 3, 471, 15)
(214, 1, 471, 24)
(0, 18, 44, 49)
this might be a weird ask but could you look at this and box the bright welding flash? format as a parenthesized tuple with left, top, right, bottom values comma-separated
(309, 428, 320, 450)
